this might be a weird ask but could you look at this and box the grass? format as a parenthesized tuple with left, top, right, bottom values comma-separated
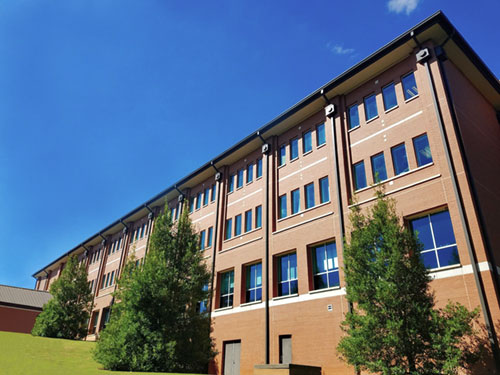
(0, 331, 194, 375)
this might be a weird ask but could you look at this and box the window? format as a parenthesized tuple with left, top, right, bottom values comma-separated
(207, 227, 213, 247)
(371, 152, 388, 182)
(196, 192, 202, 210)
(348, 104, 360, 130)
(170, 207, 175, 219)
(382, 82, 398, 111)
(237, 169, 244, 189)
(303, 130, 312, 153)
(311, 242, 339, 290)
(246, 263, 262, 302)
(110, 271, 115, 286)
(211, 184, 216, 202)
(175, 205, 180, 220)
(305, 182, 315, 209)
(319, 177, 329, 203)
(410, 210, 459, 269)
(391, 143, 409, 175)
(197, 284, 209, 313)
(279, 145, 286, 166)
(247, 163, 254, 183)
(200, 230, 206, 250)
(402, 71, 418, 100)
(354, 161, 367, 190)
(117, 237, 122, 250)
(135, 228, 140, 241)
(235, 214, 242, 236)
(255, 205, 262, 228)
(189, 197, 195, 213)
(279, 195, 287, 219)
(278, 253, 298, 296)
(229, 175, 235, 193)
(245, 210, 252, 233)
(364, 94, 378, 121)
(225, 218, 232, 240)
(413, 134, 433, 166)
(291, 189, 300, 215)
(316, 123, 326, 146)
(219, 270, 234, 308)
(256, 158, 263, 178)
(290, 138, 299, 160)
(204, 188, 210, 206)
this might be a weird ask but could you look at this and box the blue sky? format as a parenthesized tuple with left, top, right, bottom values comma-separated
(1, 0, 498, 289)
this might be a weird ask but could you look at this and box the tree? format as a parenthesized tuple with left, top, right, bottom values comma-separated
(337, 191, 482, 375)
(32, 254, 93, 339)
(93, 205, 215, 373)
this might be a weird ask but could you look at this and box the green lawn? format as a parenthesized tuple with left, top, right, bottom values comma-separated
(0, 331, 196, 375)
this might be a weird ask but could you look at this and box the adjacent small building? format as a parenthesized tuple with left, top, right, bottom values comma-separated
(0, 284, 51, 334)
(31, 11, 500, 375)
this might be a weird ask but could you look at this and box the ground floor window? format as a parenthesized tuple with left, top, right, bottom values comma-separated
(278, 253, 297, 296)
(312, 242, 339, 290)
(219, 270, 234, 308)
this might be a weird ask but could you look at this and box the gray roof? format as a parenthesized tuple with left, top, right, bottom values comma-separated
(0, 284, 52, 309)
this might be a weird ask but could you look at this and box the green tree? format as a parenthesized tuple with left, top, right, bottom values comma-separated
(93, 205, 214, 372)
(338, 191, 482, 375)
(32, 255, 93, 339)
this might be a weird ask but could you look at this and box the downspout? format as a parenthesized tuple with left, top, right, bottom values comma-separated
(208, 162, 222, 323)
(414, 38, 500, 368)
(257, 131, 271, 365)
(433, 42, 500, 365)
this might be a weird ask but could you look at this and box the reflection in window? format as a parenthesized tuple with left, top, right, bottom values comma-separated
(290, 138, 299, 160)
(402, 72, 418, 100)
(312, 242, 339, 290)
(303, 130, 312, 153)
(291, 189, 300, 214)
(382, 83, 398, 111)
(316, 123, 326, 146)
(348, 104, 360, 129)
(219, 271, 234, 308)
(279, 195, 287, 219)
(246, 263, 262, 303)
(371, 152, 388, 182)
(354, 161, 367, 190)
(410, 210, 459, 269)
(413, 134, 433, 166)
(364, 94, 378, 121)
(278, 253, 298, 296)
(279, 145, 286, 166)
(305, 183, 315, 209)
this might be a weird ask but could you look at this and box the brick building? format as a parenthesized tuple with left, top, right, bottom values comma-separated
(32, 11, 500, 375)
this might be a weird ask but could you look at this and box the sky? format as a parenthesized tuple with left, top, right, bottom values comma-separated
(0, 0, 499, 289)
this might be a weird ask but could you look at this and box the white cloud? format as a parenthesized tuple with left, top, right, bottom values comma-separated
(327, 42, 355, 56)
(387, 0, 420, 15)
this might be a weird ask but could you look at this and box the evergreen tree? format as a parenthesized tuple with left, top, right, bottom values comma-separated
(32, 255, 93, 339)
(93, 205, 214, 372)
(338, 191, 482, 375)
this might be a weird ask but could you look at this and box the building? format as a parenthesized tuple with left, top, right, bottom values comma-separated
(0, 284, 51, 334)
(32, 11, 500, 375)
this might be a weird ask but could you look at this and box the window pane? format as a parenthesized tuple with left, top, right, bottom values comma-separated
(247, 164, 253, 183)
(314, 247, 327, 273)
(371, 153, 388, 182)
(279, 282, 289, 296)
(204, 188, 209, 206)
(314, 274, 328, 290)
(328, 271, 340, 287)
(420, 251, 438, 269)
(411, 216, 434, 250)
(290, 138, 299, 160)
(291, 189, 300, 214)
(289, 253, 297, 280)
(319, 177, 329, 203)
(290, 280, 298, 294)
(326, 242, 337, 270)
(211, 184, 216, 201)
(226, 218, 232, 240)
(438, 246, 460, 267)
(280, 256, 288, 282)
(382, 83, 397, 110)
(391, 144, 409, 175)
(317, 123, 326, 146)
(196, 192, 202, 209)
(237, 169, 244, 189)
(257, 158, 262, 178)
(354, 161, 367, 190)
(431, 211, 456, 248)
(255, 206, 262, 228)
(348, 104, 360, 129)
(279, 146, 286, 166)
(235, 214, 242, 236)
(245, 210, 252, 232)
(229, 175, 234, 193)
(207, 227, 213, 247)
(256, 263, 262, 286)
(279, 195, 287, 219)
(305, 183, 315, 209)
(303, 131, 312, 153)
(200, 230, 206, 250)
(413, 134, 433, 166)
(402, 72, 418, 100)
(364, 94, 378, 121)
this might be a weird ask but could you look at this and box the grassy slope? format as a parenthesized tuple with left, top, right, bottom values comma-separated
(0, 331, 190, 375)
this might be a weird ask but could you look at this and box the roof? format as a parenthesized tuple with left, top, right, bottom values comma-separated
(0, 284, 52, 310)
(32, 10, 500, 278)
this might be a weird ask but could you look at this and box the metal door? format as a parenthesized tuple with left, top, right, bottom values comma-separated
(224, 341, 241, 375)
(280, 335, 292, 364)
